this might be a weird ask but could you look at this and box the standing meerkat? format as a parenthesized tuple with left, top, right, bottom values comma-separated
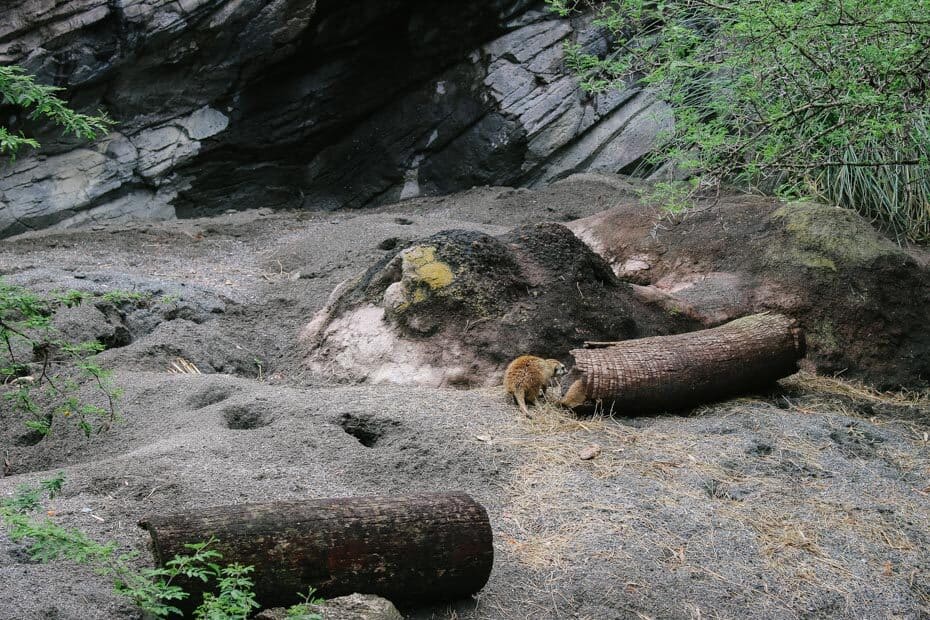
(504, 355, 566, 418)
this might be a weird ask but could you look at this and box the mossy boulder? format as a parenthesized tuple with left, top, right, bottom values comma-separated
(371, 231, 524, 336)
(570, 194, 930, 389)
(768, 202, 906, 272)
(303, 223, 696, 386)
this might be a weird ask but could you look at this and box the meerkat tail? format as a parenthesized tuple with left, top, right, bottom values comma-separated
(514, 391, 532, 418)
(558, 379, 588, 409)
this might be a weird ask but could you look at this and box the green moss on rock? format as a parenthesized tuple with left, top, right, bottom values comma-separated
(769, 202, 903, 270)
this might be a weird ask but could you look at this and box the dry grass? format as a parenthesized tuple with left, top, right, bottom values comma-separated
(167, 357, 201, 374)
(489, 372, 930, 617)
(783, 371, 929, 408)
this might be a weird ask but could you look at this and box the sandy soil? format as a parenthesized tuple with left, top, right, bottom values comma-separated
(2, 176, 930, 619)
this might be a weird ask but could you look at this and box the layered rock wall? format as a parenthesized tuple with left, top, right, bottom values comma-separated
(0, 0, 666, 237)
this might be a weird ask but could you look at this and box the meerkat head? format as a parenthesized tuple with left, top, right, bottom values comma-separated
(546, 359, 567, 376)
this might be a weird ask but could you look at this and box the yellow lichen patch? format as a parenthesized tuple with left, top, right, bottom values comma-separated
(401, 245, 454, 290)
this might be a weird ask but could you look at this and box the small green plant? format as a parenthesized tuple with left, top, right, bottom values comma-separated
(195, 562, 262, 620)
(1, 476, 329, 619)
(1, 278, 121, 437)
(286, 587, 325, 619)
(638, 180, 699, 215)
(0, 478, 259, 618)
(2, 473, 64, 514)
(100, 290, 151, 305)
(0, 65, 112, 160)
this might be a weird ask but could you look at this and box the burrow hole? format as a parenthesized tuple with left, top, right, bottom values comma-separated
(188, 384, 236, 410)
(223, 405, 273, 430)
(336, 412, 398, 448)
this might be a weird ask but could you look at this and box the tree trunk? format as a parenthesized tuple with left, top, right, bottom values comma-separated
(563, 313, 805, 412)
(138, 492, 493, 610)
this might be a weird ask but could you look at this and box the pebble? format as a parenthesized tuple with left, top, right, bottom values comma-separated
(579, 444, 601, 460)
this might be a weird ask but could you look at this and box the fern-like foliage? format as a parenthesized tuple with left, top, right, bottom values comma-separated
(0, 65, 112, 160)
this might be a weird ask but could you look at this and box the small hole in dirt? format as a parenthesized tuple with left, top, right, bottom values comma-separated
(188, 385, 236, 409)
(394, 217, 414, 225)
(8, 547, 38, 564)
(378, 237, 406, 251)
(13, 431, 45, 447)
(336, 413, 396, 448)
(747, 441, 773, 456)
(222, 405, 272, 430)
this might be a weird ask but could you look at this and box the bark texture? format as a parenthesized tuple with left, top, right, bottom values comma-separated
(138, 492, 493, 608)
(569, 313, 805, 412)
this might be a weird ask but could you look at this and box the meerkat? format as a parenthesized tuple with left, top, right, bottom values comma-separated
(558, 378, 588, 409)
(504, 355, 566, 418)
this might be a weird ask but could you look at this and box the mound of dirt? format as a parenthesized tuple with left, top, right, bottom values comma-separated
(569, 195, 930, 389)
(302, 222, 696, 387)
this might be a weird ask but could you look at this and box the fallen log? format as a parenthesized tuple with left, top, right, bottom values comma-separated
(138, 492, 493, 610)
(560, 313, 805, 412)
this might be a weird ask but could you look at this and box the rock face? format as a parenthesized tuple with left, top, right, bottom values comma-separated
(0, 0, 667, 237)
(302, 222, 694, 387)
(569, 196, 930, 389)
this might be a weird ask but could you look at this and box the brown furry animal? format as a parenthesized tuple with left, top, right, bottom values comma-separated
(558, 379, 588, 409)
(504, 355, 566, 418)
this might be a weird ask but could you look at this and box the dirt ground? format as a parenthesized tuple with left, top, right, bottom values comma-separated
(2, 175, 930, 619)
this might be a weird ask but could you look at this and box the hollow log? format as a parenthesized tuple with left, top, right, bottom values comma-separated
(563, 313, 805, 412)
(138, 492, 493, 610)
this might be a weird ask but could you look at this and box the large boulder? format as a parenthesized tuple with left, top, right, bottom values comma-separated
(302, 223, 694, 387)
(568, 195, 930, 389)
(1, 1, 667, 237)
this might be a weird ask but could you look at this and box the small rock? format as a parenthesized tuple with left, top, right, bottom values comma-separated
(255, 593, 402, 620)
(579, 444, 601, 460)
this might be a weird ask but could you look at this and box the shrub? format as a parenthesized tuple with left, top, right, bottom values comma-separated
(549, 0, 930, 242)
(1, 278, 120, 437)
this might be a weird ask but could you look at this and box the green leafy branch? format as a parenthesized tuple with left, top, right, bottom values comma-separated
(0, 65, 112, 160)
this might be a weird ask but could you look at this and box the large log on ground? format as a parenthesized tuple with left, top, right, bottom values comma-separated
(138, 493, 493, 609)
(562, 313, 805, 413)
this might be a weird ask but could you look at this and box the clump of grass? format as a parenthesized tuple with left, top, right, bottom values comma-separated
(819, 121, 930, 243)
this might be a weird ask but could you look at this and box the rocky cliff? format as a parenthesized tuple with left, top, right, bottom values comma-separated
(0, 0, 667, 237)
